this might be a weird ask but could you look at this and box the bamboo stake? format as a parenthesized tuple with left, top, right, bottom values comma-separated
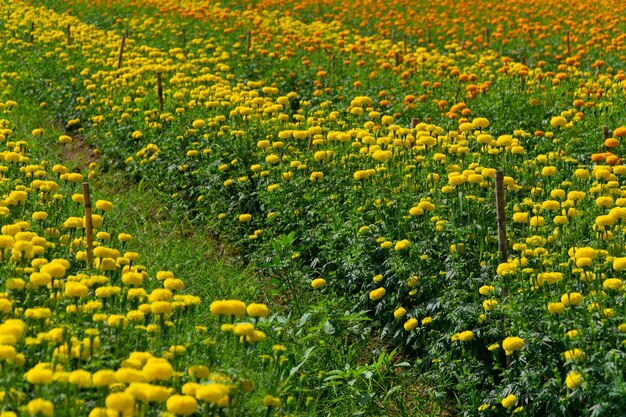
(495, 171, 507, 263)
(82, 182, 94, 269)
(156, 71, 164, 112)
(402, 33, 407, 55)
(116, 33, 127, 71)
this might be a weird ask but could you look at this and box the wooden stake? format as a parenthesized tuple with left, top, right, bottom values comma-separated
(410, 118, 419, 129)
(402, 33, 407, 55)
(82, 182, 94, 269)
(246, 30, 251, 57)
(29, 21, 34, 43)
(603, 125, 610, 140)
(66, 24, 71, 46)
(495, 171, 507, 263)
(566, 30, 571, 57)
(156, 71, 164, 112)
(484, 27, 490, 45)
(116, 33, 126, 71)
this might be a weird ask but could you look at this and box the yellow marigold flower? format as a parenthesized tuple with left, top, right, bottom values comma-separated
(95, 200, 113, 211)
(550, 116, 567, 127)
(188, 365, 209, 379)
(565, 371, 584, 389)
(613, 258, 626, 271)
(537, 272, 562, 285)
(566, 329, 580, 339)
(479, 285, 495, 296)
(603, 278, 623, 290)
(596, 196, 614, 208)
(596, 215, 615, 227)
(472, 118, 489, 129)
(32, 211, 48, 221)
(265, 154, 280, 164)
(263, 395, 281, 408)
(209, 300, 246, 316)
(409, 206, 424, 216)
(183, 382, 200, 396)
(501, 394, 517, 408)
(314, 150, 333, 163)
(502, 336, 525, 355)
(561, 292, 583, 306)
(310, 171, 324, 182)
(192, 120, 205, 129)
(247, 303, 269, 318)
(369, 287, 386, 301)
(167, 395, 198, 416)
(529, 216, 545, 227)
(458, 330, 474, 342)
(380, 241, 392, 249)
(150, 301, 172, 315)
(394, 239, 411, 251)
(0, 319, 25, 341)
(118, 233, 132, 242)
(421, 316, 433, 325)
(143, 358, 173, 381)
(372, 150, 392, 163)
(122, 272, 144, 287)
(0, 345, 16, 360)
(564, 349, 585, 362)
(311, 278, 326, 289)
(25, 367, 53, 385)
(403, 318, 418, 331)
(195, 383, 230, 404)
(376, 114, 393, 125)
(541, 200, 560, 211)
(238, 214, 252, 223)
(92, 369, 116, 387)
(234, 323, 255, 337)
(105, 392, 135, 412)
(482, 299, 498, 311)
(394, 308, 407, 319)
(27, 399, 54, 417)
(68, 370, 92, 388)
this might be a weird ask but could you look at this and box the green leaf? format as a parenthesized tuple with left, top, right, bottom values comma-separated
(323, 320, 336, 335)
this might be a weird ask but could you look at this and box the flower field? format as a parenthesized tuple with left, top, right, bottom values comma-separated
(2, 0, 626, 415)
